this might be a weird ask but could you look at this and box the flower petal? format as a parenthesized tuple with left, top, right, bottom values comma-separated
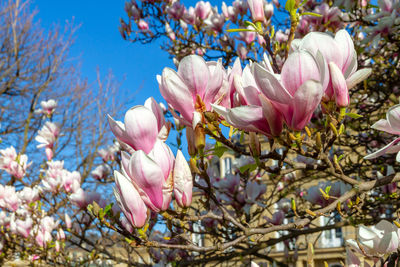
(253, 63, 292, 103)
(364, 137, 400, 160)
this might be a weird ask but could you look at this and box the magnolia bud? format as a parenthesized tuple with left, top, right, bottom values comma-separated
(194, 125, 205, 152)
(249, 132, 261, 158)
(186, 126, 197, 157)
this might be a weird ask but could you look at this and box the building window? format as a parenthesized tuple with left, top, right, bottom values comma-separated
(222, 157, 232, 177)
(320, 212, 343, 248)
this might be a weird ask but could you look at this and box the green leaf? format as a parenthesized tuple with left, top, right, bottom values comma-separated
(346, 112, 363, 119)
(300, 0, 308, 7)
(244, 21, 256, 28)
(270, 26, 275, 39)
(301, 12, 322, 17)
(325, 185, 331, 194)
(239, 163, 258, 173)
(285, 0, 296, 13)
(337, 154, 345, 161)
(104, 203, 113, 216)
(214, 145, 229, 158)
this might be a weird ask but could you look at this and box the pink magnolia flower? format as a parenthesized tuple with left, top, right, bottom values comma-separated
(120, 216, 134, 233)
(346, 220, 399, 257)
(267, 210, 284, 225)
(121, 140, 174, 212)
(114, 171, 148, 228)
(264, 2, 274, 19)
(137, 19, 149, 31)
(237, 43, 248, 60)
(17, 187, 40, 204)
(98, 142, 120, 162)
(15, 218, 33, 238)
(248, 0, 265, 22)
(35, 121, 60, 160)
(62, 171, 81, 193)
(0, 185, 19, 211)
(165, 22, 175, 41)
(237, 27, 256, 45)
(158, 55, 225, 127)
(166, 2, 185, 20)
(291, 30, 371, 107)
(173, 150, 193, 208)
(35, 229, 52, 248)
(0, 146, 30, 179)
(253, 50, 327, 131)
(212, 61, 283, 137)
(305, 181, 350, 206)
(195, 1, 212, 20)
(218, 57, 242, 109)
(91, 164, 111, 180)
(233, 0, 249, 15)
(57, 228, 65, 240)
(245, 180, 266, 203)
(65, 213, 72, 229)
(108, 103, 165, 154)
(204, 10, 225, 34)
(365, 105, 400, 161)
(275, 30, 288, 43)
(222, 2, 238, 22)
(70, 188, 103, 209)
(36, 99, 57, 116)
(42, 161, 65, 192)
(183, 7, 196, 25)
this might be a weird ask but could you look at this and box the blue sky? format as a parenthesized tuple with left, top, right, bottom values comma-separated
(32, 0, 226, 110)
(33, 0, 172, 109)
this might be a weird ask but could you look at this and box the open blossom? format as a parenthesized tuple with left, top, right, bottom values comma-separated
(35, 99, 57, 116)
(35, 121, 60, 160)
(98, 142, 120, 162)
(291, 30, 371, 107)
(42, 160, 65, 192)
(212, 59, 283, 137)
(158, 55, 225, 128)
(305, 181, 351, 206)
(114, 171, 148, 228)
(253, 49, 327, 131)
(0, 146, 30, 179)
(12, 217, 32, 238)
(91, 164, 111, 180)
(17, 187, 40, 204)
(0, 185, 19, 211)
(195, 1, 212, 20)
(62, 171, 81, 193)
(108, 98, 168, 154)
(365, 104, 400, 161)
(121, 140, 174, 212)
(70, 188, 104, 209)
(346, 220, 399, 257)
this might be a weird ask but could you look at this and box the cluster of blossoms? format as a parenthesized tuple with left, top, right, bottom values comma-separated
(0, 99, 103, 257)
(108, 97, 193, 229)
(199, 170, 267, 215)
(363, 0, 400, 46)
(122, 0, 275, 58)
(35, 121, 60, 161)
(0, 183, 66, 253)
(160, 29, 370, 137)
(0, 146, 30, 179)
